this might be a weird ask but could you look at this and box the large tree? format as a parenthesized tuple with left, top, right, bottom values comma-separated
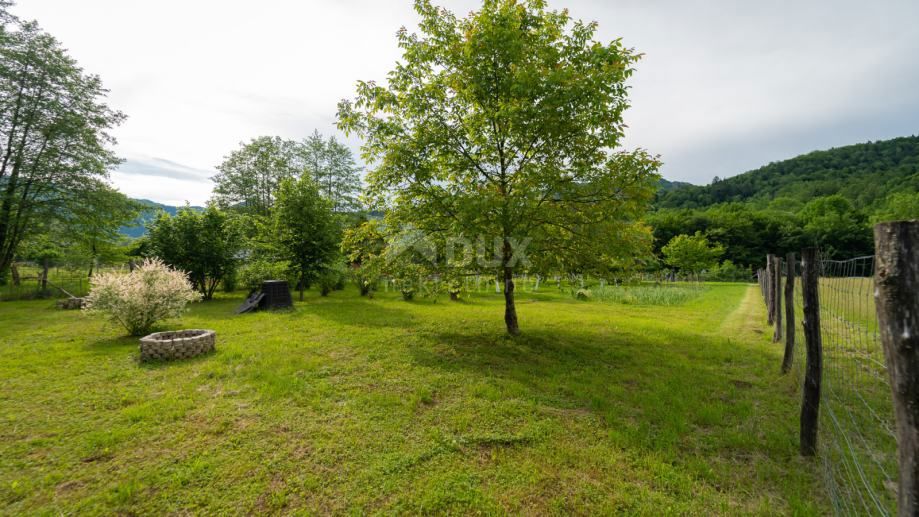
(0, 6, 124, 280)
(211, 136, 304, 217)
(338, 0, 659, 335)
(147, 205, 243, 300)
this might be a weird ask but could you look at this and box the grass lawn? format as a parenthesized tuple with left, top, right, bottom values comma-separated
(0, 283, 827, 514)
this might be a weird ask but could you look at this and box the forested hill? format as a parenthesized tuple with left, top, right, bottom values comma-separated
(120, 200, 203, 238)
(656, 135, 919, 210)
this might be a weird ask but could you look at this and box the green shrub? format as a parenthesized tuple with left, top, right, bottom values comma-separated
(706, 260, 751, 282)
(349, 266, 378, 296)
(448, 279, 463, 301)
(317, 268, 343, 297)
(221, 268, 238, 292)
(238, 259, 291, 292)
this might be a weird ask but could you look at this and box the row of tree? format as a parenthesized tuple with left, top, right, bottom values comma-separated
(3, 0, 782, 336)
(0, 3, 363, 291)
(144, 173, 340, 302)
(211, 131, 361, 215)
(0, 0, 699, 336)
(649, 191, 919, 267)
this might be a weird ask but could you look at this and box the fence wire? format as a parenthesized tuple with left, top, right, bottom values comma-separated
(782, 254, 897, 515)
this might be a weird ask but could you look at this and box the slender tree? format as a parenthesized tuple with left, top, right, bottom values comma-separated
(339, 0, 659, 335)
(300, 130, 362, 212)
(273, 175, 340, 301)
(0, 9, 124, 280)
(63, 181, 139, 276)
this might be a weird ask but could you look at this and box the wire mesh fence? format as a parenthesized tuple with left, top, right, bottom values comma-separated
(0, 264, 124, 301)
(775, 253, 898, 515)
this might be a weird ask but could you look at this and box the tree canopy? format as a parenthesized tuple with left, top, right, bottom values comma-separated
(339, 0, 659, 334)
(661, 232, 724, 274)
(211, 133, 362, 217)
(147, 205, 243, 300)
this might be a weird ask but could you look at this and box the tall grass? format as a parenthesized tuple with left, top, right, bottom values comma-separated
(574, 284, 704, 306)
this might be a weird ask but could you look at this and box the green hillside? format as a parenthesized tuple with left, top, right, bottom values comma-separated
(657, 135, 919, 210)
(120, 200, 204, 238)
(649, 135, 919, 266)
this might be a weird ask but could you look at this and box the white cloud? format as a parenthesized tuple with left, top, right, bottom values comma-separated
(12, 0, 919, 203)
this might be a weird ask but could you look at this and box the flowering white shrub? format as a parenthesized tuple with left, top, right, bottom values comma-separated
(83, 258, 202, 336)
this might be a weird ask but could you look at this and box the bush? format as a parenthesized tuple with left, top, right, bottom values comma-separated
(349, 265, 379, 296)
(705, 260, 750, 282)
(83, 258, 201, 336)
(448, 279, 462, 301)
(147, 205, 243, 300)
(238, 259, 291, 292)
(222, 268, 238, 292)
(317, 268, 343, 297)
(584, 285, 702, 305)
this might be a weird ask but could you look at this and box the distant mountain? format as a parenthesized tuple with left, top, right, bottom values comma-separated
(120, 199, 204, 238)
(658, 178, 693, 192)
(656, 135, 919, 210)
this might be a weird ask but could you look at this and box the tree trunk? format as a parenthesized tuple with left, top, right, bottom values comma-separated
(88, 243, 96, 278)
(503, 265, 519, 336)
(40, 258, 49, 292)
(299, 273, 305, 301)
(502, 238, 520, 335)
(10, 262, 20, 286)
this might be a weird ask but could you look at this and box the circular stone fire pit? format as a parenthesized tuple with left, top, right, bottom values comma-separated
(139, 329, 216, 362)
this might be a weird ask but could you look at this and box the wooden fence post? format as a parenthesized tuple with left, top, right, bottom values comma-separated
(766, 255, 775, 325)
(773, 255, 783, 342)
(874, 221, 919, 516)
(800, 247, 822, 456)
(781, 252, 796, 373)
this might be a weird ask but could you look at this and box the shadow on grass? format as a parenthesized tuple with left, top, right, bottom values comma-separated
(304, 295, 417, 329)
(84, 335, 137, 352)
(409, 324, 782, 456)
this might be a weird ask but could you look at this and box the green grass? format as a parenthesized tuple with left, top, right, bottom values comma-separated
(0, 283, 827, 514)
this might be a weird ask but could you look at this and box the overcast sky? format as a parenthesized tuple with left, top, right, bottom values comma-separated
(11, 0, 919, 205)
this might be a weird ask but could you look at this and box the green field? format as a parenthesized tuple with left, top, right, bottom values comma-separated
(0, 283, 827, 514)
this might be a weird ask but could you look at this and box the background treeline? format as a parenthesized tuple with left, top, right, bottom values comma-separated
(649, 136, 919, 266)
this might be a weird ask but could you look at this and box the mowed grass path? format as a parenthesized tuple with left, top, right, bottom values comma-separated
(1, 284, 826, 514)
